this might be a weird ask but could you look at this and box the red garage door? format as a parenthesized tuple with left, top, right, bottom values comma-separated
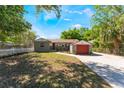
(76, 45, 89, 54)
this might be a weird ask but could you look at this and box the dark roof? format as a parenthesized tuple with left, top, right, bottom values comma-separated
(74, 40, 91, 45)
(49, 39, 79, 44)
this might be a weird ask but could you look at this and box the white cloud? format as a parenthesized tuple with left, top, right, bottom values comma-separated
(72, 24, 82, 29)
(64, 18, 72, 21)
(32, 26, 46, 38)
(32, 26, 59, 39)
(82, 8, 94, 17)
(39, 33, 46, 38)
(44, 13, 56, 21)
(65, 9, 82, 14)
(65, 8, 94, 17)
(72, 11, 82, 14)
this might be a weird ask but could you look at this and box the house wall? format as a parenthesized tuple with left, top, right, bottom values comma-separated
(34, 41, 50, 52)
(70, 44, 76, 54)
(53, 43, 70, 51)
(70, 44, 73, 53)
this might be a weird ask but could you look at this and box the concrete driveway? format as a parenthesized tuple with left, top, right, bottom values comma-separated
(57, 52, 124, 88)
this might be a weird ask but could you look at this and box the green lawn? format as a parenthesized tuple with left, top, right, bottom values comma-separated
(0, 52, 111, 88)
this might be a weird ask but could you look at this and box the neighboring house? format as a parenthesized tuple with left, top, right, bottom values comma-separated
(34, 38, 91, 54)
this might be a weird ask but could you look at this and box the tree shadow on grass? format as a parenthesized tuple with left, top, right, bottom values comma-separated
(0, 53, 111, 88)
(0, 54, 49, 87)
(65, 62, 111, 88)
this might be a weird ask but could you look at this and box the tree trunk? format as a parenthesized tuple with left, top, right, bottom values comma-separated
(113, 38, 120, 55)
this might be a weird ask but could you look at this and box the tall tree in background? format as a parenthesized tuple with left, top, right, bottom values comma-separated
(7, 31, 36, 47)
(61, 27, 91, 41)
(0, 5, 31, 42)
(0, 5, 61, 47)
(92, 5, 124, 54)
(61, 28, 82, 40)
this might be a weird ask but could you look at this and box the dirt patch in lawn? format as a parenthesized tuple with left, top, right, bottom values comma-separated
(0, 52, 111, 88)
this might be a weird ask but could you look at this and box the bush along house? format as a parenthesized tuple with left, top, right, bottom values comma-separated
(34, 38, 92, 55)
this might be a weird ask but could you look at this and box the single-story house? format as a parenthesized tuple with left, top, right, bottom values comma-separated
(34, 38, 51, 52)
(34, 38, 91, 54)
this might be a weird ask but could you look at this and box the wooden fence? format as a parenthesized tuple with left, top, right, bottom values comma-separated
(0, 48, 34, 57)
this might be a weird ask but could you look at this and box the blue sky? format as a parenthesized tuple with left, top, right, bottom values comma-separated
(24, 5, 95, 39)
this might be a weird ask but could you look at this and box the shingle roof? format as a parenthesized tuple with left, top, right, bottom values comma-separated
(35, 38, 50, 42)
(35, 38, 90, 45)
(49, 39, 79, 44)
(75, 40, 91, 45)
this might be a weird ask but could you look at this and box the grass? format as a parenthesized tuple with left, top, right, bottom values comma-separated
(0, 52, 111, 88)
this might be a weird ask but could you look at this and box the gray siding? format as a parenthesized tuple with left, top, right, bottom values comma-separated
(34, 41, 50, 52)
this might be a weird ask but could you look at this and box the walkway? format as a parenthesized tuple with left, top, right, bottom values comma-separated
(57, 52, 124, 88)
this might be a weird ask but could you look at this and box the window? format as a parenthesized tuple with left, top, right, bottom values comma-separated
(40, 43, 44, 47)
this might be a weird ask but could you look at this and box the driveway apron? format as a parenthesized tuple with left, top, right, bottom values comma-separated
(57, 52, 124, 88)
